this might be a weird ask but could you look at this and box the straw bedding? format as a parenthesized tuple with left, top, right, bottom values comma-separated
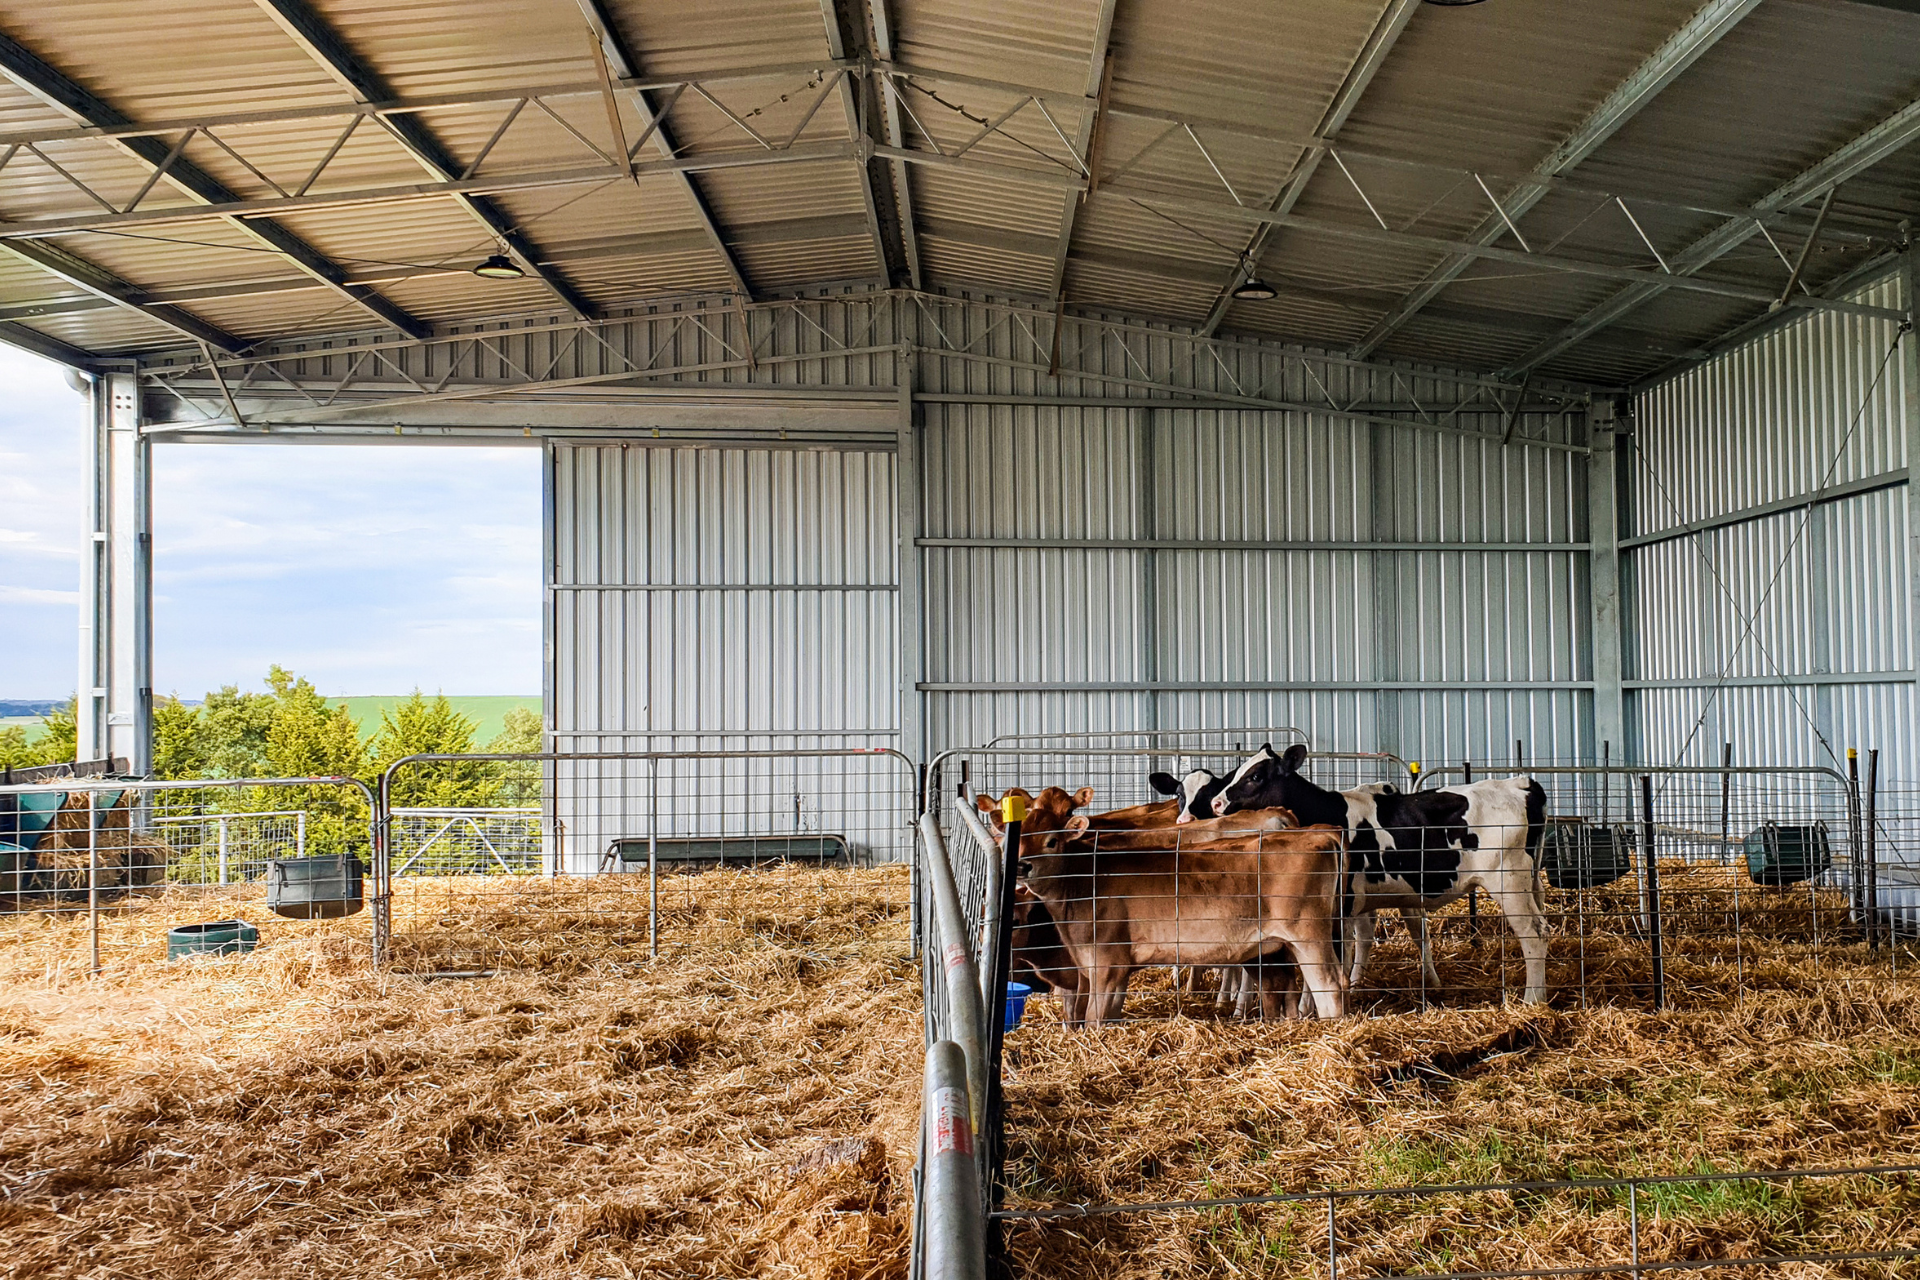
(999, 869, 1920, 1278)
(0, 866, 920, 1280)
(4, 860, 1919, 1280)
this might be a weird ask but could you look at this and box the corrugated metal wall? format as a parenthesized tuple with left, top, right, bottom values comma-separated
(1629, 272, 1915, 777)
(542, 297, 1599, 782)
(915, 398, 1590, 763)
(547, 441, 904, 866)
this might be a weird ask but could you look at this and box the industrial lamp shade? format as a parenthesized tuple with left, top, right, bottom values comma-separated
(1231, 277, 1279, 301)
(472, 253, 525, 280)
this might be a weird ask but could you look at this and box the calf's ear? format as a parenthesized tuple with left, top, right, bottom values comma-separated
(1072, 785, 1095, 807)
(1148, 771, 1179, 795)
(1282, 743, 1309, 772)
(1066, 815, 1090, 831)
(975, 793, 997, 813)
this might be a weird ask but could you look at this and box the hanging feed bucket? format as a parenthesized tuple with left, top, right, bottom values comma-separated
(167, 919, 259, 959)
(266, 854, 365, 919)
(1745, 821, 1831, 887)
(1539, 820, 1634, 891)
(1004, 981, 1033, 1032)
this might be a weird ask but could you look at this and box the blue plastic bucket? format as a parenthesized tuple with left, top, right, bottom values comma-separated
(1004, 981, 1033, 1032)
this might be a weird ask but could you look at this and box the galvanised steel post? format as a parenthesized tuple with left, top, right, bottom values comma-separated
(917, 810, 988, 1140)
(921, 1040, 986, 1280)
(1641, 774, 1664, 1011)
(981, 791, 1024, 1270)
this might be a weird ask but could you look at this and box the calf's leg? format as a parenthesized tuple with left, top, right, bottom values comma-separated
(1490, 882, 1550, 1003)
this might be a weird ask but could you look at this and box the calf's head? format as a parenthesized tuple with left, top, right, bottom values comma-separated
(1147, 768, 1227, 824)
(1214, 743, 1345, 825)
(976, 785, 1094, 834)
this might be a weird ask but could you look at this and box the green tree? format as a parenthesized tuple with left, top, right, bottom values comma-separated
(485, 704, 545, 807)
(151, 696, 207, 780)
(0, 725, 34, 771)
(372, 691, 500, 808)
(195, 681, 278, 777)
(264, 678, 372, 852)
(36, 699, 76, 766)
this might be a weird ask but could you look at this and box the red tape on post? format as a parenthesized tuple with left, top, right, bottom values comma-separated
(932, 1086, 974, 1156)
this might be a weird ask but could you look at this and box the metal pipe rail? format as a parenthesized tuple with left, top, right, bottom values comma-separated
(917, 808, 990, 1131)
(920, 1041, 988, 1280)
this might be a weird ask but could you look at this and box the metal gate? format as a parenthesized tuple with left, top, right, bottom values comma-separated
(0, 774, 377, 974)
(377, 747, 918, 974)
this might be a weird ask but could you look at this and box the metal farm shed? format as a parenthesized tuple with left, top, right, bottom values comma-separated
(3, 0, 1915, 783)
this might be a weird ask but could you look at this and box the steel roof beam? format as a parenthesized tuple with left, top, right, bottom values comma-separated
(1199, 0, 1419, 337)
(255, 0, 598, 319)
(0, 27, 410, 346)
(818, 0, 911, 288)
(0, 316, 110, 369)
(1044, 0, 1119, 301)
(1502, 93, 1920, 377)
(573, 0, 754, 301)
(0, 226, 246, 354)
(1348, 0, 1764, 360)
(0, 137, 1898, 323)
(866, 0, 922, 289)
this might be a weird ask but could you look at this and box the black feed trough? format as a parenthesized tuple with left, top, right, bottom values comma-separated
(601, 834, 851, 874)
(1539, 819, 1635, 891)
(1744, 821, 1831, 888)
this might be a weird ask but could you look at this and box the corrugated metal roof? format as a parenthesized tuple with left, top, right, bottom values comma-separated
(0, 0, 1913, 387)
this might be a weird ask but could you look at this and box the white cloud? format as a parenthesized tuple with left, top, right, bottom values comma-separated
(2, 345, 542, 698)
(0, 584, 78, 605)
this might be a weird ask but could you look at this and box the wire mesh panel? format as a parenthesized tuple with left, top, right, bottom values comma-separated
(1411, 762, 1883, 1009)
(380, 748, 918, 975)
(927, 735, 1409, 828)
(0, 777, 376, 976)
(390, 808, 545, 875)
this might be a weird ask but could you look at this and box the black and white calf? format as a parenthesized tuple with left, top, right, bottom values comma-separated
(1147, 768, 1229, 824)
(1215, 744, 1551, 1003)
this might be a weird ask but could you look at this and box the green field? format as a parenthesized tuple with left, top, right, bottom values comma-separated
(334, 694, 541, 745)
(0, 715, 46, 742)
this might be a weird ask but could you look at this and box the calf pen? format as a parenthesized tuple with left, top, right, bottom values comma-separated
(911, 735, 1920, 1279)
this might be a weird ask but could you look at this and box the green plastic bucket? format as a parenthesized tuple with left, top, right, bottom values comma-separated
(167, 919, 259, 959)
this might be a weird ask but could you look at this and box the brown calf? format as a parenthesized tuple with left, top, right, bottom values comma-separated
(1017, 826, 1350, 1027)
(975, 785, 1093, 834)
(1009, 882, 1088, 1025)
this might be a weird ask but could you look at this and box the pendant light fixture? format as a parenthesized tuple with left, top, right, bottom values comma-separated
(472, 252, 525, 280)
(1230, 253, 1277, 301)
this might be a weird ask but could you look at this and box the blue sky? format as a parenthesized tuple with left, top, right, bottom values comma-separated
(0, 346, 542, 700)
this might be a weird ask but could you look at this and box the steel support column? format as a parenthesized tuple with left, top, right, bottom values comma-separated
(77, 373, 151, 773)
(1902, 243, 1920, 727)
(1588, 418, 1627, 762)
(896, 374, 925, 762)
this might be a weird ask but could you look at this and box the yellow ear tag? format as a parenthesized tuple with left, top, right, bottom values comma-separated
(1001, 794, 1028, 824)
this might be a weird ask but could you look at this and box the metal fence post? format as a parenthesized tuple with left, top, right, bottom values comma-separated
(217, 815, 229, 885)
(648, 755, 659, 960)
(296, 809, 306, 860)
(1849, 747, 1865, 930)
(982, 794, 1024, 1272)
(1641, 775, 1664, 1012)
(87, 790, 100, 975)
(372, 770, 391, 966)
(1867, 748, 1881, 952)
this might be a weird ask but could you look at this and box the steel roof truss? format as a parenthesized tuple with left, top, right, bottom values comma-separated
(1347, 0, 1765, 359)
(1504, 93, 1920, 376)
(574, 0, 754, 300)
